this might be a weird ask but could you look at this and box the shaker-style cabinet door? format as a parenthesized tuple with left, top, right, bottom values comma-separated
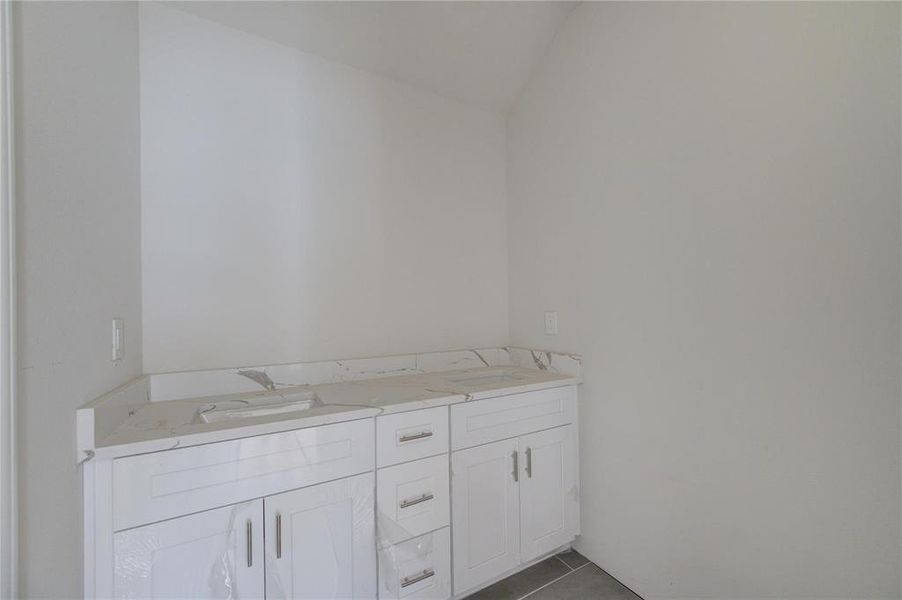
(451, 438, 521, 595)
(519, 425, 577, 563)
(264, 472, 377, 599)
(113, 500, 265, 599)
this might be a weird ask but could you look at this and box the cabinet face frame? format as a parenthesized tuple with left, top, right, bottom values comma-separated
(84, 459, 113, 599)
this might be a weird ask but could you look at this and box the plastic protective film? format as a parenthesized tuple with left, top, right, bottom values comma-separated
(376, 506, 452, 599)
(265, 472, 376, 600)
(113, 500, 261, 599)
(113, 473, 377, 600)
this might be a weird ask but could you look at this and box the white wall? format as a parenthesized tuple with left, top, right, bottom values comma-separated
(14, 2, 142, 596)
(140, 4, 508, 373)
(507, 3, 901, 599)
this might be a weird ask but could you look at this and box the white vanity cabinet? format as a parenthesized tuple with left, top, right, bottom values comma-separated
(84, 378, 579, 600)
(450, 386, 578, 596)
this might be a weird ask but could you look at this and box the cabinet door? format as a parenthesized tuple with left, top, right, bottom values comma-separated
(451, 438, 520, 595)
(113, 500, 264, 599)
(265, 473, 377, 599)
(519, 425, 577, 563)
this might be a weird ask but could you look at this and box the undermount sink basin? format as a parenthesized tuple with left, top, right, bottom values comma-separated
(444, 370, 525, 386)
(196, 390, 321, 424)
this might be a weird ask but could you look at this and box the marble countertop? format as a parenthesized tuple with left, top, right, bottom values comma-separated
(85, 366, 579, 460)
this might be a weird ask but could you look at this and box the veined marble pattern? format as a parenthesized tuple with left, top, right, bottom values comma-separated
(335, 354, 420, 380)
(148, 347, 580, 402)
(415, 348, 505, 371)
(503, 347, 582, 377)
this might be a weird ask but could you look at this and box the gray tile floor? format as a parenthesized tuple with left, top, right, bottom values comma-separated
(464, 550, 642, 600)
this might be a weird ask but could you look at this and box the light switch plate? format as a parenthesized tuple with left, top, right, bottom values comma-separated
(544, 311, 558, 335)
(112, 318, 124, 361)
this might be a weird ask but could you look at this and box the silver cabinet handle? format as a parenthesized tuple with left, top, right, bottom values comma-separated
(275, 512, 282, 559)
(246, 520, 253, 567)
(399, 430, 433, 443)
(512, 450, 519, 482)
(400, 492, 434, 509)
(526, 447, 533, 478)
(401, 568, 435, 588)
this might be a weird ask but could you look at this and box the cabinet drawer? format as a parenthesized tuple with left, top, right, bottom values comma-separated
(450, 386, 575, 450)
(377, 407, 449, 468)
(113, 419, 374, 531)
(378, 527, 451, 600)
(377, 455, 449, 547)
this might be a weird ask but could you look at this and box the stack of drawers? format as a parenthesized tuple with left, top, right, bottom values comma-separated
(375, 406, 452, 599)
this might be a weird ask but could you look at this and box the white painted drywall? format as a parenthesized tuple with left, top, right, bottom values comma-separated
(507, 3, 901, 599)
(13, 2, 142, 596)
(166, 1, 576, 113)
(140, 4, 508, 373)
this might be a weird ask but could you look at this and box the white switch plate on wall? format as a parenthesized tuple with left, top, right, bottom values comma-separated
(544, 311, 558, 335)
(112, 318, 124, 361)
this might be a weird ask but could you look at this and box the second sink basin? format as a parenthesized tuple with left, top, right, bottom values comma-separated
(196, 390, 321, 424)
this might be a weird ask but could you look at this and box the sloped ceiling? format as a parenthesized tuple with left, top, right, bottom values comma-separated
(165, 1, 577, 112)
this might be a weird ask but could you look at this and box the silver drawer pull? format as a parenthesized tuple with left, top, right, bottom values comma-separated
(246, 520, 253, 568)
(400, 492, 434, 509)
(275, 513, 282, 559)
(512, 450, 519, 482)
(401, 568, 435, 588)
(399, 430, 433, 443)
(526, 447, 533, 478)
